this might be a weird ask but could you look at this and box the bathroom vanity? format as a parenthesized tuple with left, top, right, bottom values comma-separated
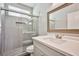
(42, 3, 79, 56)
(33, 35, 79, 56)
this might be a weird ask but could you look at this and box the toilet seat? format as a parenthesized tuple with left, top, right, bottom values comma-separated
(26, 45, 34, 53)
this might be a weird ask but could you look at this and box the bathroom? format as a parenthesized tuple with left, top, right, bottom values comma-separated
(0, 3, 79, 56)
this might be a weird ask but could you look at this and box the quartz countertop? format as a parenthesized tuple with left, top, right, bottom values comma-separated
(32, 36, 79, 56)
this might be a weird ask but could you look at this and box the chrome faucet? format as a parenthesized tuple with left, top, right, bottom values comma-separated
(55, 33, 64, 39)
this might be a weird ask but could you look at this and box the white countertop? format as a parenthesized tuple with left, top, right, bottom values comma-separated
(32, 36, 79, 56)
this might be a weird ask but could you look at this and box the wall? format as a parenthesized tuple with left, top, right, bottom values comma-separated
(33, 3, 79, 35)
(33, 3, 51, 35)
(0, 3, 5, 55)
(0, 7, 1, 55)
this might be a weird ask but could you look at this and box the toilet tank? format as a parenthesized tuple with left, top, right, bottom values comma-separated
(23, 32, 33, 41)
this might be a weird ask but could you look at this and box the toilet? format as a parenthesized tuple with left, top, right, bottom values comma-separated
(23, 32, 36, 56)
(26, 45, 34, 55)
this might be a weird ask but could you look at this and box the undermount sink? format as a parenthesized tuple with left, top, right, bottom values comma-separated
(42, 37, 67, 44)
(50, 39, 66, 44)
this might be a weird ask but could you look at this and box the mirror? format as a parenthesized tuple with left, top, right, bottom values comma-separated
(48, 3, 79, 33)
(49, 11, 67, 29)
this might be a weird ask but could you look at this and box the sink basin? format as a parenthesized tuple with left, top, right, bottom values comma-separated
(50, 39, 66, 44)
(42, 37, 67, 44)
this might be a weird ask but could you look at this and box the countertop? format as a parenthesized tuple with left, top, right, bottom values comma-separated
(32, 35, 79, 56)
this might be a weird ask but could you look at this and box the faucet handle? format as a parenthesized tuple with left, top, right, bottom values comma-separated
(55, 33, 64, 39)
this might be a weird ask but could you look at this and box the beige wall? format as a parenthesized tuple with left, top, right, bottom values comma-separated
(33, 3, 51, 35)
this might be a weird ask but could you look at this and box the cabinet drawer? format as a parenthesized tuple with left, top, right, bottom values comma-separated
(33, 40, 65, 56)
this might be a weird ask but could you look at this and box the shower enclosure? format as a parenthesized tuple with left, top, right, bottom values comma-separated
(0, 3, 38, 56)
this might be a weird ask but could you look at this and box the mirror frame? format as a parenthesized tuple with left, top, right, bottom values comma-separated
(47, 3, 79, 34)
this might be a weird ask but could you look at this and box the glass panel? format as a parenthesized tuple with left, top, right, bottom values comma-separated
(28, 22, 33, 31)
(32, 17, 38, 34)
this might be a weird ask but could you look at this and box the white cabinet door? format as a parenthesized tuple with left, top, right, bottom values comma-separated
(33, 46, 46, 56)
(33, 40, 65, 56)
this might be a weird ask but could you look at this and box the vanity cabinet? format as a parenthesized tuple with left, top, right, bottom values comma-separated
(33, 40, 65, 56)
(34, 46, 46, 56)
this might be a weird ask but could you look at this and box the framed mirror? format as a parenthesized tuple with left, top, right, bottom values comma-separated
(47, 3, 79, 34)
